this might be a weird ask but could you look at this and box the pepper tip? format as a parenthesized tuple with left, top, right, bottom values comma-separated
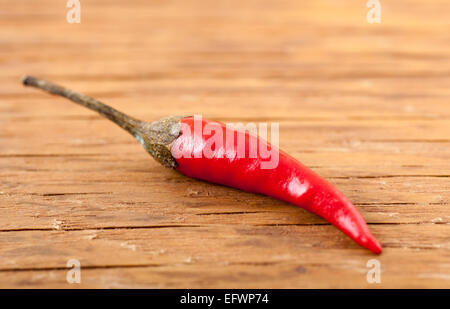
(362, 234, 382, 254)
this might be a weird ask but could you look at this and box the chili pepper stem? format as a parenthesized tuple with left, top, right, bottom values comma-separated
(22, 75, 182, 167)
(22, 75, 144, 136)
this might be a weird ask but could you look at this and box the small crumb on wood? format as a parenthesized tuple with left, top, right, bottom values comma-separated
(296, 266, 306, 273)
(52, 219, 63, 230)
(120, 242, 137, 251)
(84, 233, 97, 240)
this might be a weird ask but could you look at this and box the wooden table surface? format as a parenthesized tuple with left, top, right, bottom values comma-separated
(1, 0, 449, 288)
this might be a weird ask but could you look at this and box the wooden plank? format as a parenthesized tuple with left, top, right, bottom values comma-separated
(0, 225, 449, 288)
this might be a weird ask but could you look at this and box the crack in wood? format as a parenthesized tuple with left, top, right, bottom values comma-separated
(0, 261, 292, 273)
(0, 263, 166, 273)
(0, 224, 203, 233)
(196, 211, 271, 216)
(228, 261, 283, 266)
(0, 153, 109, 158)
(33, 192, 113, 197)
(329, 175, 450, 179)
(355, 202, 448, 206)
(1, 219, 448, 234)
(364, 139, 450, 143)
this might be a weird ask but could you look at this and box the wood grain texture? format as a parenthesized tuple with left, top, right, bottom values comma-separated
(0, 0, 449, 288)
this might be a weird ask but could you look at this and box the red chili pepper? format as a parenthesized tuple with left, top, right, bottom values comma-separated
(22, 76, 382, 254)
(174, 117, 381, 253)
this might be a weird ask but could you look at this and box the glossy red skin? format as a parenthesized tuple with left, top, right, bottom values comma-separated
(172, 117, 382, 254)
